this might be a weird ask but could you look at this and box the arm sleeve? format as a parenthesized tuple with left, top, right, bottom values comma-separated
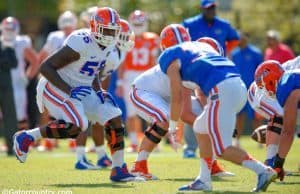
(158, 47, 179, 74)
(64, 34, 86, 53)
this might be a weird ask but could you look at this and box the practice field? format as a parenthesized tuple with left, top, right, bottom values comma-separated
(0, 137, 299, 194)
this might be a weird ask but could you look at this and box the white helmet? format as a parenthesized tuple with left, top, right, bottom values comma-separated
(58, 11, 78, 30)
(1, 16, 19, 42)
(128, 10, 148, 36)
(80, 6, 98, 28)
(118, 19, 135, 51)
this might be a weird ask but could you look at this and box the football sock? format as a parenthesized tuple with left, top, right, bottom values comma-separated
(76, 146, 85, 161)
(95, 145, 106, 160)
(266, 144, 278, 159)
(197, 157, 212, 183)
(26, 128, 42, 140)
(242, 154, 267, 174)
(112, 150, 124, 168)
(129, 132, 138, 145)
(136, 150, 150, 162)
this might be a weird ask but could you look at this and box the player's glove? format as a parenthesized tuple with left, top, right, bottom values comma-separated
(167, 120, 182, 152)
(273, 154, 285, 181)
(96, 90, 118, 107)
(70, 86, 92, 101)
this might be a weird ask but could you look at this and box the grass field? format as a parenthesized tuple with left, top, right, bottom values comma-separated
(0, 137, 300, 194)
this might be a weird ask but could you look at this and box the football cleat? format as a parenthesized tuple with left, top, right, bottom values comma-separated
(252, 167, 277, 192)
(97, 154, 112, 168)
(183, 149, 196, 158)
(178, 179, 212, 191)
(211, 160, 235, 177)
(13, 131, 34, 163)
(75, 157, 100, 170)
(131, 160, 158, 180)
(110, 163, 145, 182)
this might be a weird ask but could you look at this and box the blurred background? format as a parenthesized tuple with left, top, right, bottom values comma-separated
(0, 0, 299, 53)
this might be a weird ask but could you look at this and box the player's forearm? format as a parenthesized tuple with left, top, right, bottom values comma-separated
(40, 64, 72, 95)
(278, 97, 298, 158)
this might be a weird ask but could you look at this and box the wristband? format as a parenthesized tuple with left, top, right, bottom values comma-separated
(169, 120, 178, 131)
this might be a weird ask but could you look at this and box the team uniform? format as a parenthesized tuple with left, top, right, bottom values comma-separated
(121, 32, 159, 117)
(248, 56, 300, 120)
(11, 35, 32, 122)
(159, 41, 246, 155)
(159, 41, 276, 192)
(42, 31, 69, 55)
(36, 29, 121, 130)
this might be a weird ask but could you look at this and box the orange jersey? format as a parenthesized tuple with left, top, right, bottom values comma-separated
(123, 32, 159, 71)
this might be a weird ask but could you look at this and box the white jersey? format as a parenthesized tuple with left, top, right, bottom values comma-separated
(133, 65, 170, 100)
(11, 35, 32, 120)
(11, 35, 31, 88)
(57, 29, 115, 88)
(42, 30, 67, 54)
(99, 47, 126, 81)
(282, 56, 300, 70)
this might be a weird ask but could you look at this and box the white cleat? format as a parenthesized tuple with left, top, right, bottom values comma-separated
(252, 167, 277, 192)
(13, 131, 34, 163)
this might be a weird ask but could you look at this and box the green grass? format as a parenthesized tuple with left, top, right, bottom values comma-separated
(0, 137, 300, 194)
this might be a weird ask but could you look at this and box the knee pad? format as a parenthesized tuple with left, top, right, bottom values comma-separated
(105, 122, 125, 153)
(267, 115, 283, 135)
(45, 120, 81, 139)
(145, 123, 168, 144)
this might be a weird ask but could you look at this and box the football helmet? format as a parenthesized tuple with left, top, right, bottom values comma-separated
(197, 37, 224, 56)
(118, 19, 135, 51)
(254, 60, 284, 96)
(58, 11, 78, 30)
(128, 10, 148, 36)
(1, 16, 19, 42)
(90, 7, 121, 46)
(160, 24, 191, 50)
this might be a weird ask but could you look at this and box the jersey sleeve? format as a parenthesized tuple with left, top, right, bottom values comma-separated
(21, 35, 32, 48)
(64, 33, 87, 53)
(276, 72, 300, 107)
(43, 32, 57, 53)
(158, 47, 180, 74)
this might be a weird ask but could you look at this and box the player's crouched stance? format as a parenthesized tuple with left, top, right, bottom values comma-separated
(13, 7, 144, 182)
(158, 36, 276, 191)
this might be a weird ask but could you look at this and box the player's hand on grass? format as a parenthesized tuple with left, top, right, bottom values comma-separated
(167, 128, 181, 152)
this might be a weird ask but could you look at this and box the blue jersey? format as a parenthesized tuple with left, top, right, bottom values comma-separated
(182, 15, 239, 54)
(159, 42, 240, 96)
(276, 69, 300, 107)
(231, 44, 263, 88)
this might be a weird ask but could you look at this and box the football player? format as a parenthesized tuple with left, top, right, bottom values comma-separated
(248, 57, 300, 168)
(74, 19, 135, 170)
(38, 10, 78, 152)
(158, 29, 276, 191)
(13, 7, 143, 182)
(254, 58, 300, 181)
(130, 24, 234, 180)
(1, 17, 39, 130)
(116, 10, 160, 152)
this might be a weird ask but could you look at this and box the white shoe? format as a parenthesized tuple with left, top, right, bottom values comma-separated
(75, 158, 101, 170)
(252, 167, 277, 192)
(178, 179, 212, 191)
